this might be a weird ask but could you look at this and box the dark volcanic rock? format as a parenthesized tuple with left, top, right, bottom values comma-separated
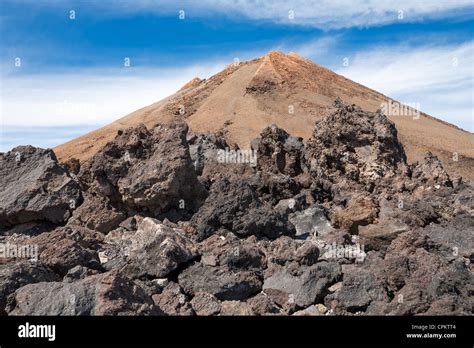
(377, 196, 439, 229)
(327, 227, 474, 315)
(190, 292, 221, 316)
(190, 177, 295, 240)
(63, 265, 101, 282)
(411, 152, 452, 188)
(199, 234, 265, 271)
(68, 192, 126, 233)
(419, 213, 474, 259)
(0, 146, 82, 228)
(288, 206, 333, 239)
(77, 123, 207, 230)
(0, 261, 59, 312)
(247, 292, 281, 315)
(326, 256, 389, 314)
(358, 220, 409, 251)
(382, 250, 472, 315)
(178, 263, 262, 301)
(331, 194, 379, 233)
(187, 132, 228, 175)
(63, 157, 81, 175)
(151, 282, 194, 315)
(305, 99, 409, 193)
(26, 225, 103, 276)
(263, 261, 341, 309)
(10, 270, 160, 315)
(256, 124, 305, 176)
(258, 236, 320, 267)
(220, 300, 254, 315)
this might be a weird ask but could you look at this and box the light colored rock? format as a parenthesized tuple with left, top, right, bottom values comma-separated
(289, 206, 333, 238)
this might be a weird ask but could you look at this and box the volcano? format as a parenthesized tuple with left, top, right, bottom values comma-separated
(2, 65, 473, 316)
(54, 51, 474, 180)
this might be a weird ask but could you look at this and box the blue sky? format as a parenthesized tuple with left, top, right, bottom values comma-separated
(1, 0, 473, 151)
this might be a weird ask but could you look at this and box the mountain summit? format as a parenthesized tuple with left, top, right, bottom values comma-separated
(55, 51, 473, 179)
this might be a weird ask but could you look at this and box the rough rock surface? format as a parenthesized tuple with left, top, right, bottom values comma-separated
(190, 177, 295, 240)
(76, 122, 207, 231)
(124, 218, 199, 278)
(151, 282, 194, 315)
(1, 99, 472, 316)
(26, 225, 103, 275)
(68, 192, 126, 233)
(187, 132, 228, 175)
(178, 263, 262, 301)
(306, 99, 409, 192)
(256, 125, 306, 177)
(190, 292, 221, 315)
(0, 261, 59, 312)
(289, 206, 333, 238)
(263, 262, 341, 308)
(412, 152, 453, 188)
(331, 195, 378, 233)
(9, 271, 159, 315)
(0, 146, 82, 227)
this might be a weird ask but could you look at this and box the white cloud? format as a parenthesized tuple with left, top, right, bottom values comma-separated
(280, 36, 338, 60)
(0, 63, 226, 127)
(7, 0, 473, 29)
(203, 0, 474, 29)
(336, 41, 474, 131)
(38, 0, 474, 30)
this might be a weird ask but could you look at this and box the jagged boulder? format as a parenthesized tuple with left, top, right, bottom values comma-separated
(190, 292, 222, 316)
(331, 194, 379, 233)
(0, 146, 82, 228)
(411, 152, 453, 188)
(305, 99, 409, 193)
(1, 97, 472, 317)
(187, 132, 228, 175)
(178, 262, 262, 301)
(381, 249, 472, 315)
(9, 270, 160, 315)
(325, 254, 389, 314)
(75, 123, 207, 232)
(190, 177, 295, 240)
(0, 261, 59, 312)
(199, 234, 265, 271)
(257, 236, 320, 267)
(68, 192, 126, 233)
(256, 125, 305, 176)
(151, 282, 194, 315)
(25, 225, 103, 276)
(288, 206, 333, 239)
(263, 261, 341, 309)
(123, 217, 199, 278)
(326, 227, 473, 315)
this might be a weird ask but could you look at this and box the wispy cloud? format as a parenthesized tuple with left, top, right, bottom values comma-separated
(336, 41, 474, 131)
(198, 0, 474, 29)
(277, 36, 339, 63)
(16, 0, 473, 30)
(0, 63, 226, 128)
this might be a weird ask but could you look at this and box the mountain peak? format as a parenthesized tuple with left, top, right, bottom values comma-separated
(54, 52, 474, 181)
(263, 49, 287, 58)
(262, 50, 307, 62)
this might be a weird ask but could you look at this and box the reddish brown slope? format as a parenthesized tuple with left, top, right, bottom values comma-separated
(55, 51, 474, 180)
